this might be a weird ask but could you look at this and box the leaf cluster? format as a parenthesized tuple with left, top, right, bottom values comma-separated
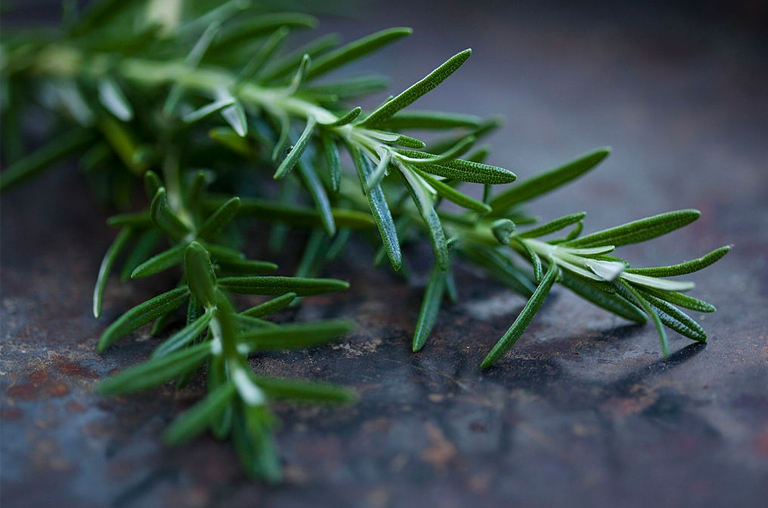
(0, 0, 730, 481)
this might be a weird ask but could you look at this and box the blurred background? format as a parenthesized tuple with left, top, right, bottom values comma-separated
(2, 1, 767, 507)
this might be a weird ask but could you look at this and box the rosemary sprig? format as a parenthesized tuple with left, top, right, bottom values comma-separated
(0, 0, 730, 481)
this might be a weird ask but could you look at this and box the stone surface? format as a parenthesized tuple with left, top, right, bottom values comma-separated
(2, 1, 767, 507)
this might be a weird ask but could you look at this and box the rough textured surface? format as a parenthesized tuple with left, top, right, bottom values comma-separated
(2, 1, 768, 507)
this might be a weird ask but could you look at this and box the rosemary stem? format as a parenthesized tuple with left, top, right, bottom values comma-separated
(21, 44, 390, 165)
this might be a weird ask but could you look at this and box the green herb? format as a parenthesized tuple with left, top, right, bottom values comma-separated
(0, 0, 729, 481)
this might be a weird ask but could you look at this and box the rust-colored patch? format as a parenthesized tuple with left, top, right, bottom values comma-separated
(48, 383, 69, 397)
(65, 401, 86, 413)
(52, 355, 98, 379)
(420, 422, 457, 470)
(28, 370, 51, 385)
(0, 408, 23, 419)
(6, 384, 35, 400)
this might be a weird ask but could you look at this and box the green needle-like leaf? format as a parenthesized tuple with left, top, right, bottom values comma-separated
(519, 240, 543, 282)
(350, 145, 402, 270)
(306, 27, 412, 80)
(164, 382, 237, 446)
(183, 98, 236, 124)
(297, 150, 336, 235)
(360, 49, 472, 127)
(274, 117, 317, 179)
(143, 171, 162, 200)
(287, 54, 311, 94)
(376, 110, 484, 130)
(559, 272, 647, 323)
(217, 258, 278, 275)
(398, 150, 515, 184)
(98, 286, 190, 352)
(152, 312, 213, 359)
(217, 276, 349, 296)
(93, 228, 134, 318)
(97, 341, 211, 394)
(638, 289, 707, 341)
(130, 243, 186, 279)
(253, 377, 356, 403)
(185, 242, 217, 308)
(565, 209, 701, 249)
(150, 188, 192, 242)
(221, 101, 248, 137)
(626, 246, 731, 277)
(97, 77, 133, 121)
(242, 293, 297, 318)
(481, 262, 558, 368)
(412, 265, 446, 352)
(490, 147, 611, 213)
(491, 219, 516, 244)
(196, 197, 241, 240)
(206, 198, 375, 229)
(519, 212, 587, 239)
(413, 168, 491, 213)
(639, 287, 717, 313)
(240, 320, 354, 350)
(322, 106, 361, 127)
(321, 133, 341, 192)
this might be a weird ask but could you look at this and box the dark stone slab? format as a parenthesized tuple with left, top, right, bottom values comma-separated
(2, 1, 767, 507)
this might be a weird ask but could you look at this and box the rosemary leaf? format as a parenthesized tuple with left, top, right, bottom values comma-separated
(626, 246, 731, 277)
(253, 378, 356, 403)
(565, 209, 701, 249)
(150, 188, 192, 241)
(482, 262, 559, 368)
(97, 341, 211, 394)
(164, 382, 237, 445)
(152, 312, 213, 359)
(639, 289, 707, 342)
(413, 167, 491, 213)
(377, 110, 484, 130)
(274, 116, 317, 179)
(93, 228, 134, 318)
(322, 106, 361, 127)
(297, 150, 336, 235)
(349, 145, 402, 270)
(519, 212, 587, 239)
(559, 272, 647, 323)
(321, 132, 341, 192)
(490, 147, 611, 213)
(196, 197, 241, 240)
(98, 286, 190, 352)
(217, 276, 349, 296)
(360, 49, 472, 127)
(185, 242, 217, 308)
(130, 243, 186, 279)
(241, 293, 298, 318)
(412, 265, 446, 352)
(306, 27, 412, 80)
(240, 320, 354, 350)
